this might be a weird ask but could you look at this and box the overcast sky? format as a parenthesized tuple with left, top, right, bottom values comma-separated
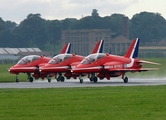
(0, 0, 166, 23)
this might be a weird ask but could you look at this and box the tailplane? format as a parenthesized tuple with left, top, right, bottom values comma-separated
(124, 38, 139, 58)
(92, 39, 104, 53)
(61, 43, 71, 54)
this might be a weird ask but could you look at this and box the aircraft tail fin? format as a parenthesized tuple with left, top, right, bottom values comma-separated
(92, 39, 104, 53)
(61, 43, 71, 54)
(124, 38, 139, 58)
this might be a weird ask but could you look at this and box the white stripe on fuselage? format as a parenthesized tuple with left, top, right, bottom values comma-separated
(126, 58, 134, 68)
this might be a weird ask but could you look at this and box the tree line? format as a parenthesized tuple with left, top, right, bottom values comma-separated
(0, 10, 166, 51)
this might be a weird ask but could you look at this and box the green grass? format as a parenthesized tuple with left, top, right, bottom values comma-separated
(0, 64, 29, 82)
(0, 86, 166, 120)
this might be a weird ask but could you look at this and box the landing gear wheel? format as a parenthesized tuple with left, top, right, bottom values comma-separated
(93, 76, 98, 83)
(124, 77, 128, 83)
(90, 77, 93, 82)
(29, 77, 33, 82)
(16, 79, 19, 83)
(48, 78, 51, 83)
(80, 78, 83, 83)
(60, 76, 65, 82)
(57, 77, 61, 82)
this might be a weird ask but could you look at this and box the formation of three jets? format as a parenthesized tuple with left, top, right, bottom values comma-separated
(9, 38, 160, 83)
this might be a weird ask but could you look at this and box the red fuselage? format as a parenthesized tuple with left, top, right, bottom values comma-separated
(9, 55, 51, 74)
(72, 53, 142, 79)
(40, 54, 84, 73)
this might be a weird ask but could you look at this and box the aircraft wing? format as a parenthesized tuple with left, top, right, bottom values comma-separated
(106, 67, 159, 72)
(137, 60, 161, 65)
(138, 68, 160, 71)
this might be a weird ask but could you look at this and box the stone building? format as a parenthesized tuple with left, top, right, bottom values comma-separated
(61, 29, 112, 56)
(110, 36, 132, 55)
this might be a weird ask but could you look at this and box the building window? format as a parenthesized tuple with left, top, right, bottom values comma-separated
(122, 43, 126, 51)
(86, 37, 89, 42)
(117, 43, 120, 53)
(104, 37, 108, 42)
(105, 43, 108, 53)
(111, 43, 115, 53)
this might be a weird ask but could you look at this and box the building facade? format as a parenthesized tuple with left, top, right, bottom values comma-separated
(110, 36, 132, 55)
(62, 29, 112, 55)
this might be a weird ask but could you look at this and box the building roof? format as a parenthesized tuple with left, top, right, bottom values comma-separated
(0, 48, 51, 60)
(0, 48, 42, 55)
(112, 35, 131, 43)
(17, 51, 51, 56)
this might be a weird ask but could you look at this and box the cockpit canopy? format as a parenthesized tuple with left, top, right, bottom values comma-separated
(49, 54, 72, 64)
(18, 55, 40, 64)
(81, 53, 106, 64)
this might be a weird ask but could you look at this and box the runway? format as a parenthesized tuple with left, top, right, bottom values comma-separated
(0, 78, 166, 88)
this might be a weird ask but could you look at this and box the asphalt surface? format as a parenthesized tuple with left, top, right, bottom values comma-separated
(0, 78, 166, 88)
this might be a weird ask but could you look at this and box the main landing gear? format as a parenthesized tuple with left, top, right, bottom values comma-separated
(122, 73, 128, 83)
(15, 73, 34, 83)
(47, 75, 51, 83)
(90, 73, 98, 83)
(47, 76, 51, 82)
(57, 76, 65, 82)
(56, 73, 65, 82)
(27, 73, 33, 82)
(79, 75, 83, 83)
(90, 76, 98, 83)
(79, 74, 98, 83)
(123, 77, 128, 83)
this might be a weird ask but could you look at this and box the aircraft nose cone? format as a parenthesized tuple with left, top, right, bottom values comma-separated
(8, 67, 14, 72)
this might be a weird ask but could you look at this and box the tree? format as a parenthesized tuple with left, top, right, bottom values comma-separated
(0, 18, 14, 47)
(61, 18, 77, 29)
(12, 13, 48, 49)
(130, 12, 166, 44)
(46, 20, 62, 48)
(103, 14, 125, 37)
(92, 9, 99, 17)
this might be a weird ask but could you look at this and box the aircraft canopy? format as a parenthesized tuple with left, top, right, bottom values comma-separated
(18, 55, 40, 64)
(49, 54, 72, 64)
(81, 53, 106, 64)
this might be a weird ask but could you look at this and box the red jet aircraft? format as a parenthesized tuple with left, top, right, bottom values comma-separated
(40, 39, 104, 82)
(72, 38, 160, 83)
(9, 43, 71, 83)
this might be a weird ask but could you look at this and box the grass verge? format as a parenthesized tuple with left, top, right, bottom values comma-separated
(0, 64, 29, 82)
(0, 86, 166, 120)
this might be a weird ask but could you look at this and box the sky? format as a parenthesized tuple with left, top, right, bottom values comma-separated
(0, 0, 166, 24)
